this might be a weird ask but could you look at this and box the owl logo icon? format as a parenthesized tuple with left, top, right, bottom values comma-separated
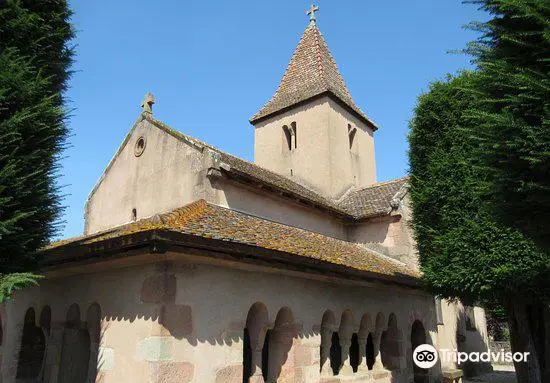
(413, 344, 438, 368)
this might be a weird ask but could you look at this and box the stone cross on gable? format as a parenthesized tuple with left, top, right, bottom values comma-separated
(141, 92, 155, 114)
(307, 4, 319, 24)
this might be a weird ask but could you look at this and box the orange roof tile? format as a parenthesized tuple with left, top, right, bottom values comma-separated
(45, 200, 419, 281)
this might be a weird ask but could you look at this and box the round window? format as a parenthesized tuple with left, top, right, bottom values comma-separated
(134, 136, 146, 157)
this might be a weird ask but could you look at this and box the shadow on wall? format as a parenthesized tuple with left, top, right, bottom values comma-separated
(9, 261, 436, 382)
(14, 302, 102, 383)
(456, 306, 492, 377)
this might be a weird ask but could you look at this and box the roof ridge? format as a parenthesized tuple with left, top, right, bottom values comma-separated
(312, 25, 327, 87)
(146, 115, 334, 199)
(351, 176, 410, 192)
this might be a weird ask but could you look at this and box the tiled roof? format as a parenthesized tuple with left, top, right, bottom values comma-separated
(250, 23, 376, 129)
(46, 200, 419, 281)
(147, 116, 406, 220)
(338, 178, 410, 218)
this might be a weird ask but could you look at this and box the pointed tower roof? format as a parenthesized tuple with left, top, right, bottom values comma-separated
(250, 22, 377, 129)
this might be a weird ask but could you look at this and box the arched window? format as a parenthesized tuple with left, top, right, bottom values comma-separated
(243, 302, 269, 382)
(291, 121, 297, 149)
(411, 320, 428, 383)
(282, 122, 297, 151)
(366, 332, 375, 370)
(16, 308, 46, 379)
(283, 125, 292, 151)
(330, 332, 342, 375)
(380, 313, 401, 371)
(261, 329, 272, 381)
(59, 304, 91, 383)
(348, 124, 357, 149)
(350, 333, 360, 372)
(359, 313, 374, 370)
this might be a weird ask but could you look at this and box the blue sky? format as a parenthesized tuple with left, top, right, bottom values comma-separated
(60, 1, 487, 238)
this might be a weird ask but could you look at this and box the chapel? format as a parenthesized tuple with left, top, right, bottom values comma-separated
(0, 7, 491, 383)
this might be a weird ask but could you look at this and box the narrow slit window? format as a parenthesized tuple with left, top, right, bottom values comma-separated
(282, 125, 292, 151)
(348, 124, 357, 149)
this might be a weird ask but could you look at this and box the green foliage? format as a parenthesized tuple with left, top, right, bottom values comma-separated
(411, 2, 550, 380)
(408, 72, 550, 305)
(0, 273, 42, 303)
(0, 1, 74, 296)
(465, 0, 550, 249)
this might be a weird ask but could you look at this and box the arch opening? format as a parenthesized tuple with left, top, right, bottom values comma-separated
(366, 332, 375, 370)
(243, 302, 269, 382)
(59, 304, 91, 383)
(16, 308, 46, 379)
(350, 333, 360, 372)
(329, 332, 341, 375)
(380, 313, 402, 371)
(411, 320, 429, 383)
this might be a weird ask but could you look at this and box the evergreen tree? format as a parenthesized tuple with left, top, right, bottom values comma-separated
(0, 0, 74, 301)
(463, 2, 550, 381)
(466, 0, 550, 251)
(409, 73, 549, 383)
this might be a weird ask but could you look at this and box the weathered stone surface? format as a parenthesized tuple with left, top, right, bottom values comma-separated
(99, 347, 115, 371)
(294, 344, 313, 366)
(215, 364, 243, 383)
(136, 337, 173, 362)
(158, 304, 193, 339)
(148, 361, 194, 383)
(140, 274, 177, 304)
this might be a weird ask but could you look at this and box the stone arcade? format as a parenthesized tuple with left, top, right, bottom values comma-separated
(0, 9, 491, 383)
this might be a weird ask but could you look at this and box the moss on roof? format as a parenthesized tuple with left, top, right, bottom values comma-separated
(46, 199, 419, 280)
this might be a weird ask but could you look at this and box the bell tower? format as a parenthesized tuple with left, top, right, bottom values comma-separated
(250, 6, 378, 198)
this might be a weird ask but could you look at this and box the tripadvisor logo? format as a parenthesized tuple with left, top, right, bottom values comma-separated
(413, 344, 438, 368)
(413, 344, 530, 369)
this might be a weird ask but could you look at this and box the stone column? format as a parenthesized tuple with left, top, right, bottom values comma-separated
(357, 333, 368, 372)
(395, 329, 406, 371)
(43, 323, 64, 383)
(339, 328, 354, 376)
(373, 332, 384, 371)
(319, 328, 333, 377)
(267, 327, 295, 382)
(249, 345, 264, 383)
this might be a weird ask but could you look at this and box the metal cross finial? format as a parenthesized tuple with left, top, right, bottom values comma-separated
(141, 92, 155, 114)
(307, 4, 319, 24)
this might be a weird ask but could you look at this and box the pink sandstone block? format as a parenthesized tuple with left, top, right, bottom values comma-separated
(148, 361, 194, 383)
(215, 364, 243, 383)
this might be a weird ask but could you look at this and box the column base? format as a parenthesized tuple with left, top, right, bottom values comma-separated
(339, 364, 354, 376)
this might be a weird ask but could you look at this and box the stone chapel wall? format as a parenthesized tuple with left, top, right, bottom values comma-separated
(84, 118, 214, 234)
(1, 253, 440, 383)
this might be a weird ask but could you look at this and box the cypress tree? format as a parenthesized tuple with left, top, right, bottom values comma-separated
(466, 0, 550, 251)
(0, 0, 74, 301)
(409, 72, 549, 382)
